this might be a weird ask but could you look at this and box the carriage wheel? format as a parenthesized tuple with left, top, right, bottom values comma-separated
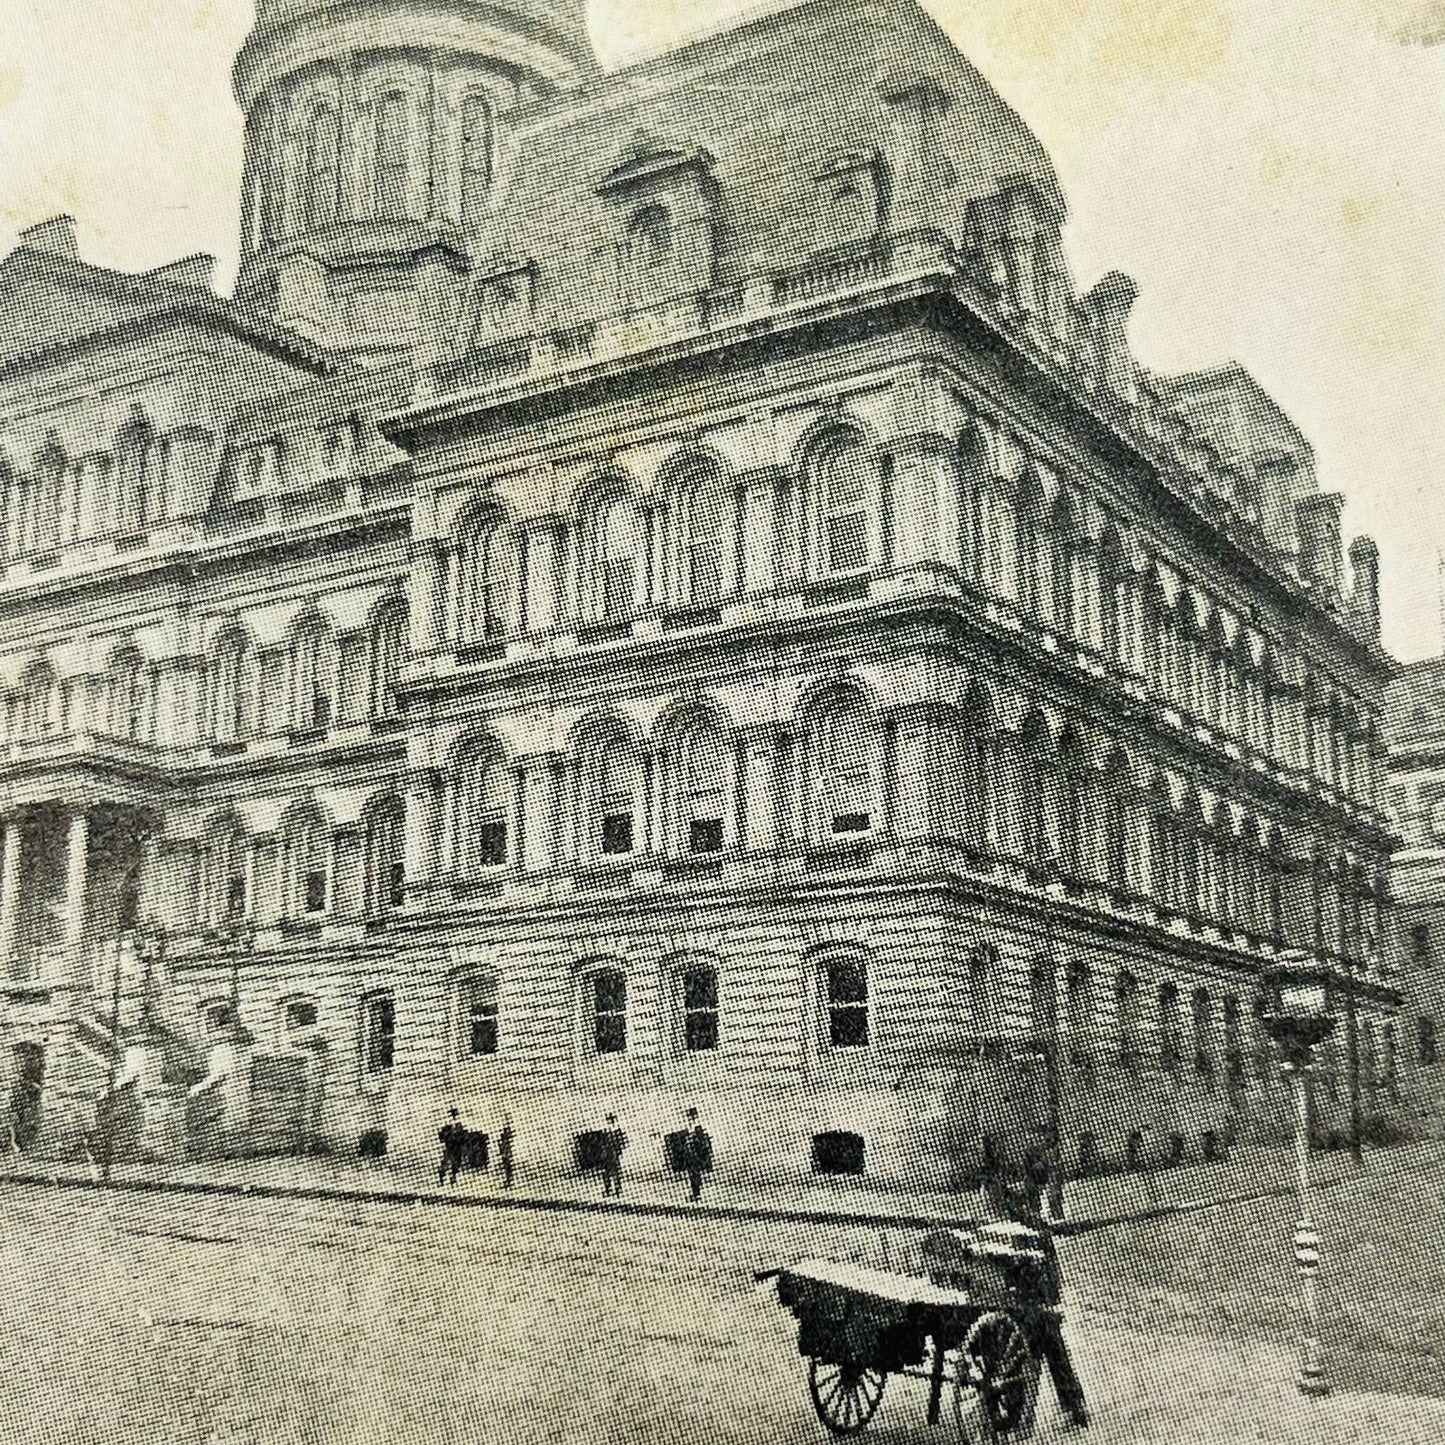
(951, 1312, 1040, 1443)
(807, 1358, 887, 1435)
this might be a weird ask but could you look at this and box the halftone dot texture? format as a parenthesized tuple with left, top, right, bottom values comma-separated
(0, 0, 1434, 1439)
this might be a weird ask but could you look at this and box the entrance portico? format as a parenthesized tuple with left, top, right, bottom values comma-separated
(0, 802, 155, 988)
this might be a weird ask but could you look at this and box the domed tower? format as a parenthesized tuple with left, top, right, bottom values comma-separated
(232, 0, 596, 358)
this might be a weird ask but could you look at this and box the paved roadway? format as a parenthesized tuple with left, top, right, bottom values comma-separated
(1, 1185, 1440, 1445)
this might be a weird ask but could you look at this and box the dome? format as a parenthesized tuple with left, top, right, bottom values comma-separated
(233, 0, 597, 285)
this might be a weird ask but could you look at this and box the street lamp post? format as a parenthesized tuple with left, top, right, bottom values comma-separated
(1262, 949, 1336, 1399)
(102, 928, 137, 1185)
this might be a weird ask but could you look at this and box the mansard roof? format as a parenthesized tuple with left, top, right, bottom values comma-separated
(478, 0, 1063, 334)
(0, 238, 336, 378)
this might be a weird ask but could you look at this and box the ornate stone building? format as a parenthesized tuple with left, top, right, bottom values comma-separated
(0, 0, 1400, 1187)
(1382, 661, 1445, 1133)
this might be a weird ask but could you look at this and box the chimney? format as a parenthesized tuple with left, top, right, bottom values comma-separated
(1348, 535, 1380, 642)
(1080, 271, 1139, 401)
(19, 215, 78, 261)
(1295, 493, 1344, 602)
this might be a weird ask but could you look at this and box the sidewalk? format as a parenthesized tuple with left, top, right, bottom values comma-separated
(2, 1135, 1428, 1233)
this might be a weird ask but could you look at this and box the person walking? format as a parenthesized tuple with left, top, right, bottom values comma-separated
(437, 1107, 466, 1187)
(497, 1118, 514, 1190)
(985, 1152, 1090, 1431)
(600, 1113, 626, 1198)
(679, 1107, 712, 1203)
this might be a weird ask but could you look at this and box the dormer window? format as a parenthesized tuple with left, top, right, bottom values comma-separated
(629, 205, 672, 268)
(235, 441, 281, 501)
(319, 419, 359, 481)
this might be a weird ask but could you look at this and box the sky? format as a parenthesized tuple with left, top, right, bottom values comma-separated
(1, 0, 1444, 661)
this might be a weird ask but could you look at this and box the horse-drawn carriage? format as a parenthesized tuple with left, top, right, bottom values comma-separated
(767, 1222, 1057, 1441)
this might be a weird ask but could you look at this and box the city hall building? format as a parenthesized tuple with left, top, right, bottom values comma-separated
(0, 0, 1402, 1188)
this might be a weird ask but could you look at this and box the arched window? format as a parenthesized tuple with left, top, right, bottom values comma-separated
(460, 93, 493, 229)
(456, 972, 499, 1057)
(590, 968, 627, 1055)
(679, 963, 719, 1052)
(361, 990, 395, 1074)
(1192, 987, 1213, 1076)
(458, 520, 519, 643)
(370, 601, 407, 720)
(375, 91, 414, 220)
(674, 716, 726, 856)
(457, 743, 511, 870)
(203, 815, 250, 925)
(821, 954, 870, 1049)
(1065, 961, 1094, 1069)
(1098, 529, 1126, 664)
(1017, 712, 1051, 868)
(1116, 970, 1140, 1064)
(811, 431, 876, 577)
(1102, 752, 1129, 891)
(283, 805, 331, 917)
(628, 204, 672, 268)
(19, 661, 57, 740)
(592, 735, 641, 857)
(952, 690, 991, 852)
(364, 793, 406, 915)
(1222, 995, 1244, 1083)
(304, 103, 339, 229)
(1029, 958, 1059, 1051)
(1057, 729, 1084, 879)
(212, 629, 249, 745)
(1014, 474, 1046, 619)
(1158, 982, 1182, 1071)
(593, 495, 645, 623)
(291, 613, 333, 734)
(674, 458, 729, 607)
(107, 649, 146, 741)
(809, 692, 877, 839)
(1049, 496, 1075, 634)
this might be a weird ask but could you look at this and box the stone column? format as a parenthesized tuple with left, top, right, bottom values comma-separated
(509, 763, 527, 872)
(63, 807, 91, 983)
(0, 818, 23, 978)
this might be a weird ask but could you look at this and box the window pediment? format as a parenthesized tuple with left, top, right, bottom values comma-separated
(596, 134, 716, 199)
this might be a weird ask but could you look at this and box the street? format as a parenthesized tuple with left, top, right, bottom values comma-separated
(2, 1183, 1442, 1445)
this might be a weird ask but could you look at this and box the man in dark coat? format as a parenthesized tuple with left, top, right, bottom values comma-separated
(680, 1107, 712, 1202)
(984, 1153, 1089, 1430)
(600, 1113, 626, 1197)
(497, 1118, 514, 1190)
(437, 1107, 465, 1186)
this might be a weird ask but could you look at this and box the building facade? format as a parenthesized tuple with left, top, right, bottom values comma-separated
(1382, 660, 1445, 1134)
(0, 0, 1401, 1188)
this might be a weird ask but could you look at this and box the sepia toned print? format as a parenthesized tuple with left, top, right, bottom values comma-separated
(0, 1, 1442, 1442)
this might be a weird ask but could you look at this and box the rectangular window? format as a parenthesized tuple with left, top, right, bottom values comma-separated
(811, 1131, 865, 1176)
(682, 969, 719, 1052)
(387, 861, 406, 909)
(363, 994, 395, 1073)
(460, 977, 498, 1058)
(1411, 923, 1431, 960)
(225, 875, 247, 921)
(593, 972, 627, 1054)
(304, 870, 327, 915)
(831, 812, 871, 837)
(285, 1000, 318, 1032)
(601, 812, 634, 856)
(477, 820, 508, 867)
(1422, 1016, 1439, 1068)
(689, 818, 723, 855)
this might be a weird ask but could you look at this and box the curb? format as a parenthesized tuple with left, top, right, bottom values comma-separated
(0, 1166, 1341, 1239)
